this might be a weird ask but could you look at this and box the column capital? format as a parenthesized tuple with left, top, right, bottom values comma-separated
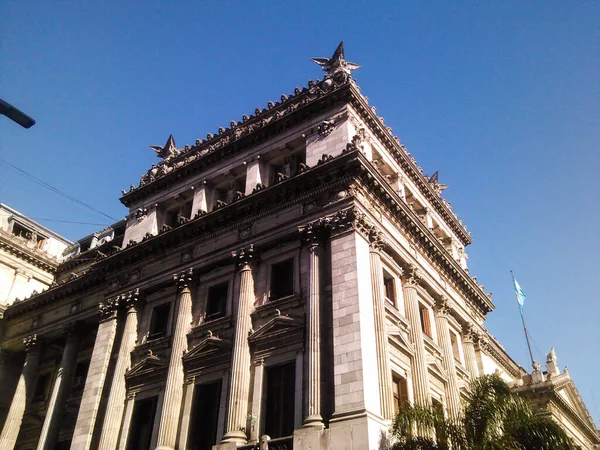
(122, 288, 142, 311)
(99, 296, 120, 321)
(63, 321, 85, 342)
(23, 334, 39, 353)
(368, 228, 385, 252)
(300, 219, 329, 250)
(174, 268, 194, 291)
(232, 244, 256, 271)
(403, 265, 420, 288)
(434, 296, 451, 317)
(462, 324, 478, 343)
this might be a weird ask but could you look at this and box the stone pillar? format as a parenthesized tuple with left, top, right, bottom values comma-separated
(70, 298, 120, 450)
(221, 246, 255, 445)
(462, 325, 479, 381)
(301, 221, 326, 428)
(249, 360, 264, 443)
(116, 393, 136, 450)
(36, 325, 81, 450)
(368, 231, 394, 420)
(433, 298, 461, 418)
(98, 289, 141, 450)
(0, 334, 41, 450)
(402, 267, 431, 408)
(155, 270, 194, 450)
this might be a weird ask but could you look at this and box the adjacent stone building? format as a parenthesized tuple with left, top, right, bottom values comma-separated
(0, 43, 597, 450)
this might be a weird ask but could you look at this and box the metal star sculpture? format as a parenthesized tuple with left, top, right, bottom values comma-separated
(312, 41, 360, 76)
(150, 134, 178, 160)
(428, 171, 448, 194)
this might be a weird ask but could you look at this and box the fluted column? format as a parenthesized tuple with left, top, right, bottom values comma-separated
(402, 267, 431, 408)
(70, 299, 120, 450)
(155, 270, 194, 450)
(368, 231, 394, 420)
(0, 335, 41, 450)
(36, 325, 81, 450)
(98, 290, 141, 450)
(462, 325, 479, 381)
(301, 221, 326, 428)
(222, 246, 255, 445)
(434, 298, 461, 418)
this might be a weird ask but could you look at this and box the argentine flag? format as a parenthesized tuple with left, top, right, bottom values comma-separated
(513, 278, 526, 312)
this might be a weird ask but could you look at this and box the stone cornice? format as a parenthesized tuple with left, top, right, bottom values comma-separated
(0, 230, 60, 273)
(352, 151, 494, 314)
(120, 77, 353, 208)
(3, 152, 359, 320)
(346, 84, 471, 246)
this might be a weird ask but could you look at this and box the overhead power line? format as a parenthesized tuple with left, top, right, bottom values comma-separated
(29, 218, 111, 226)
(0, 157, 118, 222)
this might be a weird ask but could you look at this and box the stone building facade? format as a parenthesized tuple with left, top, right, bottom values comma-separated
(0, 43, 597, 450)
(0, 204, 71, 311)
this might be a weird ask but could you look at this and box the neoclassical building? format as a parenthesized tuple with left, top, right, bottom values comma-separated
(0, 43, 597, 450)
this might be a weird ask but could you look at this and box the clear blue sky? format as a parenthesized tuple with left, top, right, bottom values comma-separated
(2, 1, 598, 423)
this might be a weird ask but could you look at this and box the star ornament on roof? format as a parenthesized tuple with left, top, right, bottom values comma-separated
(312, 41, 360, 78)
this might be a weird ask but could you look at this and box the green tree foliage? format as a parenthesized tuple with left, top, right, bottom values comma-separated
(390, 374, 578, 450)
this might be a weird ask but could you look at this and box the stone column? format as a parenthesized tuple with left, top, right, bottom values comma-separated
(155, 270, 194, 450)
(402, 267, 431, 408)
(116, 393, 136, 450)
(301, 221, 326, 428)
(0, 334, 41, 450)
(221, 246, 255, 445)
(70, 298, 120, 450)
(367, 231, 394, 420)
(462, 325, 479, 381)
(36, 325, 81, 450)
(98, 290, 141, 450)
(433, 298, 461, 418)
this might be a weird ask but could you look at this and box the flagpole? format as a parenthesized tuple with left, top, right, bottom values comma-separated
(511, 271, 536, 369)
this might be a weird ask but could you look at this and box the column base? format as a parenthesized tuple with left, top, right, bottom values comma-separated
(220, 430, 247, 446)
(303, 414, 324, 428)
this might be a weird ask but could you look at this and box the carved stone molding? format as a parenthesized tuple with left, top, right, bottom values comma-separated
(98, 297, 120, 321)
(462, 324, 478, 343)
(232, 244, 256, 271)
(174, 269, 194, 291)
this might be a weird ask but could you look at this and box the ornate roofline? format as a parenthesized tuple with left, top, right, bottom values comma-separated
(117, 74, 471, 247)
(119, 76, 352, 207)
(346, 83, 471, 245)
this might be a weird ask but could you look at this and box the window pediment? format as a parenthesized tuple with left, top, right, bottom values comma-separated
(183, 333, 231, 365)
(126, 351, 167, 382)
(248, 312, 303, 347)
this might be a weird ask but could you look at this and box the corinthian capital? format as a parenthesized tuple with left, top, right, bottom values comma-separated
(434, 296, 451, 316)
(300, 219, 329, 249)
(98, 296, 120, 320)
(368, 228, 385, 252)
(174, 269, 194, 291)
(404, 265, 420, 288)
(23, 334, 39, 353)
(123, 288, 142, 310)
(232, 245, 256, 271)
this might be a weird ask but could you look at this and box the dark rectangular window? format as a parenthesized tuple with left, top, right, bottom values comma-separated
(392, 374, 409, 413)
(264, 362, 295, 439)
(149, 303, 171, 340)
(33, 373, 51, 401)
(205, 282, 228, 320)
(270, 259, 294, 300)
(419, 305, 432, 338)
(126, 395, 158, 450)
(188, 380, 222, 450)
(383, 272, 396, 305)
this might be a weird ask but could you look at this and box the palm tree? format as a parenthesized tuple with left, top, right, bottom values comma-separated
(390, 374, 578, 450)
